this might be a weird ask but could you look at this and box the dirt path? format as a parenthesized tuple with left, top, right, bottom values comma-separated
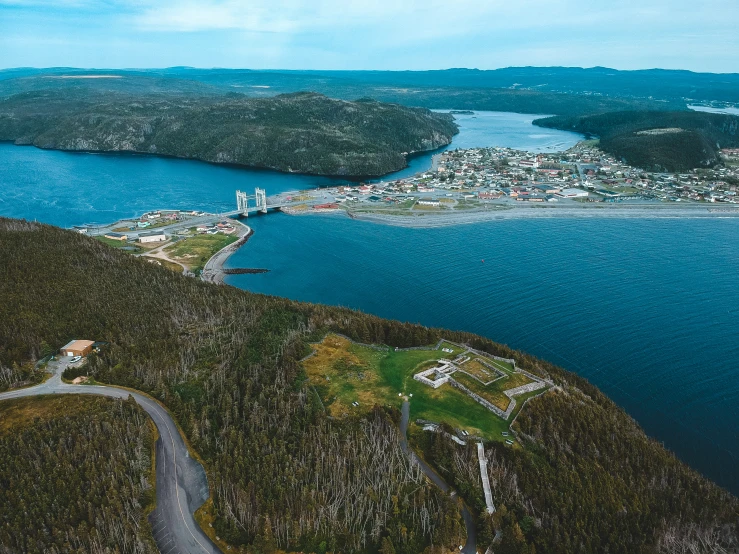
(400, 401, 477, 554)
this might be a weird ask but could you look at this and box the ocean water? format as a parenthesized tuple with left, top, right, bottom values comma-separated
(0, 111, 581, 228)
(1, 112, 737, 495)
(229, 214, 739, 494)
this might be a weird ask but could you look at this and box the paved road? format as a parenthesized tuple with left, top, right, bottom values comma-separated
(201, 221, 252, 285)
(0, 359, 220, 554)
(85, 211, 242, 239)
(400, 401, 477, 554)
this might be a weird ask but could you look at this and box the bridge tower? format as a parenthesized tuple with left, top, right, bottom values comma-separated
(236, 190, 249, 216)
(255, 187, 267, 214)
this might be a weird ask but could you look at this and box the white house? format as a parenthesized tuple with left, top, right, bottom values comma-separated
(556, 188, 589, 198)
(138, 231, 167, 244)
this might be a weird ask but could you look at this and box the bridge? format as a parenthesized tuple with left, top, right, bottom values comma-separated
(235, 188, 305, 217)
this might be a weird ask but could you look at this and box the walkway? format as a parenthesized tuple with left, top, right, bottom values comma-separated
(477, 443, 496, 514)
(0, 359, 220, 554)
(400, 401, 477, 554)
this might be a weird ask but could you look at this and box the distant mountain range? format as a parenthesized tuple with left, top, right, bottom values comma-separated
(3, 66, 738, 106)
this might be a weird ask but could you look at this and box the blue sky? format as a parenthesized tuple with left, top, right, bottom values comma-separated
(1, 0, 737, 72)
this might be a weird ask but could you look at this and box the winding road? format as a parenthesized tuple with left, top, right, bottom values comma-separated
(400, 401, 477, 554)
(0, 358, 220, 554)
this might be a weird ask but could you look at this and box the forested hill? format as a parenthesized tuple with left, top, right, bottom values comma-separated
(0, 70, 685, 117)
(535, 110, 739, 171)
(1, 217, 738, 554)
(0, 89, 457, 177)
(0, 395, 157, 554)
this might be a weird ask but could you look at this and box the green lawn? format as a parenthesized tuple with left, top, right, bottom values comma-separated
(304, 335, 547, 442)
(164, 233, 237, 272)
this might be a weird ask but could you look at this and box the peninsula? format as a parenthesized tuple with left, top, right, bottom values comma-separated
(1, 217, 737, 554)
(268, 141, 739, 226)
(0, 89, 457, 177)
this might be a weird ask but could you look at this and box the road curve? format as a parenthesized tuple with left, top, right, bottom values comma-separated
(201, 221, 252, 285)
(0, 361, 220, 554)
(400, 401, 477, 554)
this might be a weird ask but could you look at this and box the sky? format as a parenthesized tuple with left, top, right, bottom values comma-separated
(1, 0, 738, 72)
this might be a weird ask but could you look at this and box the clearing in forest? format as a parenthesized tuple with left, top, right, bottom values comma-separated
(164, 232, 237, 272)
(303, 334, 550, 441)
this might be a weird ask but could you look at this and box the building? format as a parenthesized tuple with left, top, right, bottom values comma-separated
(556, 188, 589, 198)
(104, 232, 128, 241)
(61, 339, 94, 357)
(139, 231, 167, 244)
(417, 198, 440, 206)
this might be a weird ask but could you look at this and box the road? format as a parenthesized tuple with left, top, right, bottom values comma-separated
(84, 211, 241, 239)
(400, 401, 477, 554)
(201, 220, 252, 284)
(0, 358, 220, 554)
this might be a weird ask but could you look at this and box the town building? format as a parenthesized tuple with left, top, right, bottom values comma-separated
(61, 339, 95, 357)
(139, 231, 167, 244)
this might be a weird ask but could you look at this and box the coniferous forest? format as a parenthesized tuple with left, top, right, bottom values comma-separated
(0, 217, 737, 554)
(0, 395, 156, 554)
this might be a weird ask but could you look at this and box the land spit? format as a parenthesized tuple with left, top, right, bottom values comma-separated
(286, 203, 739, 228)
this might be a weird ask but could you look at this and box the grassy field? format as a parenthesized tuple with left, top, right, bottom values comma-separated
(94, 236, 142, 252)
(457, 357, 498, 382)
(164, 232, 237, 272)
(303, 334, 546, 441)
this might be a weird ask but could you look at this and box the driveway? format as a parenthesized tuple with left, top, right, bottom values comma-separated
(0, 358, 220, 554)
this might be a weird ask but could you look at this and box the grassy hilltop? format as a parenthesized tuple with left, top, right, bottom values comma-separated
(1, 218, 737, 554)
(0, 89, 457, 177)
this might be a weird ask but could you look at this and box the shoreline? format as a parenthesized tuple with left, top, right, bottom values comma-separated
(200, 219, 252, 285)
(285, 204, 739, 228)
(0, 139, 451, 182)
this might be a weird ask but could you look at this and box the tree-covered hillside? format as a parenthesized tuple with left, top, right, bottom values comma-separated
(0, 218, 737, 554)
(535, 111, 739, 171)
(0, 89, 457, 177)
(0, 69, 689, 116)
(0, 395, 157, 554)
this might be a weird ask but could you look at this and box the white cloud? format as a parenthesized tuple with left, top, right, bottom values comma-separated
(1, 0, 737, 71)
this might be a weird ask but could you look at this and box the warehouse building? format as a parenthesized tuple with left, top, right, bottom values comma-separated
(60, 339, 95, 357)
(139, 230, 167, 244)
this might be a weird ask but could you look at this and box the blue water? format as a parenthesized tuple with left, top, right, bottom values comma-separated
(1, 112, 737, 495)
(229, 214, 739, 494)
(0, 111, 580, 227)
